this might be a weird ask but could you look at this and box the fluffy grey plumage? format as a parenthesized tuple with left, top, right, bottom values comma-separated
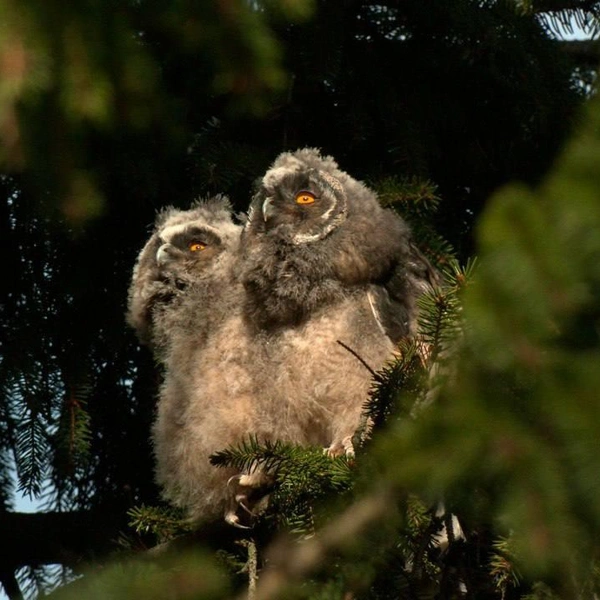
(239, 148, 437, 457)
(127, 150, 439, 528)
(127, 197, 266, 525)
(126, 195, 239, 361)
(241, 147, 435, 338)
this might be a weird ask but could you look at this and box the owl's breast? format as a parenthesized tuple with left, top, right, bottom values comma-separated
(249, 291, 394, 444)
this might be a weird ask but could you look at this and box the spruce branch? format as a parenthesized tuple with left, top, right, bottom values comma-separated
(336, 340, 376, 376)
(210, 436, 289, 474)
(365, 341, 427, 431)
(211, 438, 354, 536)
(373, 175, 441, 214)
(0, 510, 125, 570)
(53, 380, 92, 480)
(372, 175, 455, 270)
(0, 570, 23, 600)
(210, 438, 353, 495)
(417, 258, 475, 361)
(15, 411, 49, 498)
(127, 505, 191, 543)
(232, 487, 396, 600)
(489, 536, 521, 598)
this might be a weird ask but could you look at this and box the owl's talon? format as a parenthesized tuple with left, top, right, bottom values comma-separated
(227, 473, 243, 488)
(236, 497, 255, 516)
(326, 436, 355, 459)
(228, 471, 269, 489)
(225, 511, 253, 529)
(238, 471, 266, 487)
(226, 471, 273, 528)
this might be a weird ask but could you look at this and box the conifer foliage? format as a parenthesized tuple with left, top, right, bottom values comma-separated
(1, 1, 600, 599)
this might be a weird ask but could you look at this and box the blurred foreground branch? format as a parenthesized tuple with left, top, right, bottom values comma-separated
(235, 487, 395, 600)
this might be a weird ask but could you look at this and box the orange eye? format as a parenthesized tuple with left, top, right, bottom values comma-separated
(188, 241, 206, 252)
(295, 191, 316, 205)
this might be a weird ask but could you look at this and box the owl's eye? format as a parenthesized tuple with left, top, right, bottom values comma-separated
(188, 241, 207, 252)
(295, 191, 316, 205)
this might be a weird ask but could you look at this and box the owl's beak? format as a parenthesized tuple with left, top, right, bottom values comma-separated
(262, 197, 275, 222)
(156, 243, 174, 266)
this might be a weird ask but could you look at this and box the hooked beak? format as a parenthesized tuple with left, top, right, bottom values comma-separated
(262, 197, 275, 222)
(156, 243, 174, 266)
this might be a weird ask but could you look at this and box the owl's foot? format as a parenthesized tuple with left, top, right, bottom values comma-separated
(237, 471, 270, 488)
(325, 435, 355, 459)
(224, 472, 273, 529)
(224, 511, 253, 529)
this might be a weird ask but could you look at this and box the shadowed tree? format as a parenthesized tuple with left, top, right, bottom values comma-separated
(0, 1, 599, 598)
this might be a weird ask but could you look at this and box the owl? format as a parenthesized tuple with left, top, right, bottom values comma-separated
(126, 195, 240, 362)
(240, 148, 439, 456)
(128, 153, 439, 528)
(241, 148, 438, 338)
(127, 197, 268, 526)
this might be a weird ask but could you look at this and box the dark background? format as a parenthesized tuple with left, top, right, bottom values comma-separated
(0, 0, 598, 595)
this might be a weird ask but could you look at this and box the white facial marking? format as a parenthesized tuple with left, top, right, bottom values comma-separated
(159, 223, 188, 242)
(319, 171, 344, 195)
(292, 213, 345, 244)
(319, 201, 337, 223)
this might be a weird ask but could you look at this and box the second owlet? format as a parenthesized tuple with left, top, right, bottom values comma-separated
(127, 197, 266, 526)
(126, 196, 240, 362)
(239, 148, 438, 457)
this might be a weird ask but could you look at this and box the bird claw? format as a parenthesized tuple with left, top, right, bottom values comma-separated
(235, 495, 255, 516)
(224, 470, 273, 529)
(224, 511, 253, 530)
(325, 435, 355, 459)
(225, 474, 255, 529)
(227, 471, 268, 488)
(227, 473, 243, 488)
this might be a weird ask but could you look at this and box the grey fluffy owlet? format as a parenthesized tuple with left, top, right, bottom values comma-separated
(240, 148, 438, 456)
(127, 197, 265, 525)
(126, 196, 240, 362)
(127, 153, 438, 527)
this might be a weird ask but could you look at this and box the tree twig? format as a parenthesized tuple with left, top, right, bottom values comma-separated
(336, 340, 376, 377)
(0, 570, 23, 600)
(233, 487, 395, 600)
(243, 538, 258, 600)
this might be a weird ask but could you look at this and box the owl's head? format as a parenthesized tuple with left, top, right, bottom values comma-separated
(152, 195, 240, 283)
(245, 148, 355, 245)
(239, 149, 415, 328)
(127, 195, 240, 347)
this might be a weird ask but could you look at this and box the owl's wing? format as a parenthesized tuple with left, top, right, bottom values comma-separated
(370, 241, 441, 344)
(406, 240, 443, 299)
